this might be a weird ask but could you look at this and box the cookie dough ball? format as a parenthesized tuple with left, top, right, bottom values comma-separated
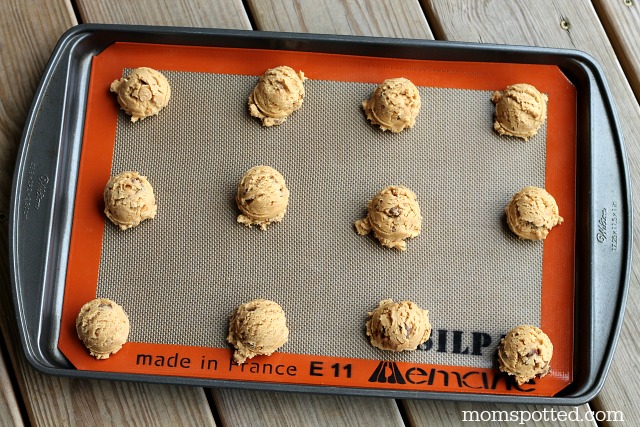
(355, 185, 422, 251)
(505, 186, 563, 240)
(76, 298, 130, 360)
(492, 83, 547, 140)
(227, 299, 289, 364)
(248, 66, 306, 127)
(110, 67, 171, 122)
(104, 171, 157, 230)
(362, 77, 421, 133)
(236, 165, 289, 230)
(366, 299, 431, 352)
(498, 325, 553, 385)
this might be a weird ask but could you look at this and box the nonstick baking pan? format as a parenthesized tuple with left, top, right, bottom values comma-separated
(9, 24, 631, 404)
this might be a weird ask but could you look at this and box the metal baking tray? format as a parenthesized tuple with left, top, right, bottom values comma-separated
(9, 24, 631, 404)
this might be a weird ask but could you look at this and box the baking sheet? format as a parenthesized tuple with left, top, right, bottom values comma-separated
(58, 42, 575, 397)
(10, 25, 632, 404)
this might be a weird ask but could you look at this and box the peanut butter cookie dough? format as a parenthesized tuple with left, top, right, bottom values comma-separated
(498, 325, 553, 385)
(76, 298, 130, 360)
(248, 66, 307, 127)
(227, 299, 289, 364)
(355, 185, 422, 251)
(110, 67, 171, 122)
(104, 171, 157, 230)
(366, 299, 431, 352)
(492, 83, 547, 140)
(505, 186, 563, 240)
(236, 165, 289, 230)
(362, 77, 421, 133)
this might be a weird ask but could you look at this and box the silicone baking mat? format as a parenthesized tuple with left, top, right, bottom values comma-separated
(59, 42, 576, 396)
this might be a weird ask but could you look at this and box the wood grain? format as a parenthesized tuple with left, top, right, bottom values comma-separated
(402, 401, 597, 426)
(592, 0, 640, 103)
(423, 0, 640, 425)
(246, 0, 433, 38)
(0, 1, 217, 426)
(213, 389, 404, 427)
(0, 337, 23, 427)
(422, 0, 640, 229)
(0, 0, 76, 216)
(0, 0, 74, 423)
(75, 0, 252, 29)
(4, 1, 635, 426)
(1, 233, 217, 426)
(247, 0, 602, 425)
(75, 2, 401, 427)
(204, 2, 429, 426)
(18, 374, 216, 426)
(589, 279, 640, 426)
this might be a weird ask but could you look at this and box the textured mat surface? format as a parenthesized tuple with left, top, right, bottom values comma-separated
(97, 70, 546, 368)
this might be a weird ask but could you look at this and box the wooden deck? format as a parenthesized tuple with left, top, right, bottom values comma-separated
(1, 0, 638, 425)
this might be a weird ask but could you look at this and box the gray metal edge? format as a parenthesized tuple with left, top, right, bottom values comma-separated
(9, 23, 632, 405)
(9, 26, 84, 371)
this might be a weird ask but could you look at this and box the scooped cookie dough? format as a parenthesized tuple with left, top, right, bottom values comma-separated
(355, 185, 422, 251)
(505, 186, 563, 240)
(362, 77, 421, 133)
(236, 165, 289, 230)
(110, 67, 171, 122)
(498, 325, 553, 385)
(76, 298, 130, 360)
(227, 299, 289, 364)
(104, 171, 157, 230)
(492, 83, 547, 140)
(248, 66, 307, 127)
(366, 299, 431, 352)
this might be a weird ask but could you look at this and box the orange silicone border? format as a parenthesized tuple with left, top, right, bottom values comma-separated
(59, 42, 576, 396)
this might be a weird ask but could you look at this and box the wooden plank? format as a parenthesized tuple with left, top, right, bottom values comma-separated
(75, 0, 252, 29)
(213, 389, 404, 427)
(0, 337, 24, 427)
(72, 3, 393, 427)
(592, 0, 640, 103)
(15, 373, 215, 426)
(589, 281, 640, 426)
(206, 2, 427, 426)
(403, 401, 597, 426)
(420, 0, 640, 213)
(227, 1, 594, 425)
(1, 238, 216, 426)
(423, 0, 640, 425)
(0, 1, 217, 426)
(246, 0, 433, 38)
(244, 1, 595, 425)
(0, 0, 76, 215)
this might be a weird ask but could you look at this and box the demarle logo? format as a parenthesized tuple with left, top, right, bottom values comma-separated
(368, 361, 406, 384)
(367, 361, 538, 392)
